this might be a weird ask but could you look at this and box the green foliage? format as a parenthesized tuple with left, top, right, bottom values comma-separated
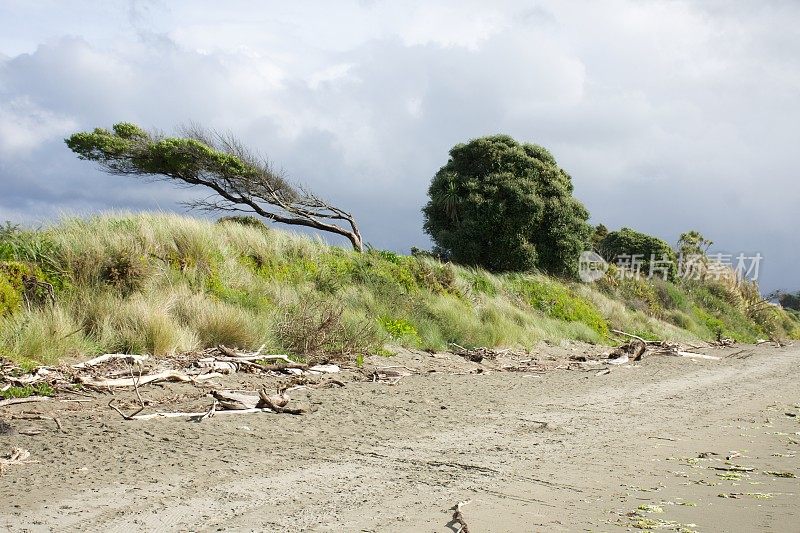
(652, 279, 688, 310)
(0, 263, 24, 316)
(66, 125, 253, 180)
(591, 224, 609, 251)
(0, 261, 47, 316)
(352, 251, 417, 293)
(464, 268, 498, 296)
(0, 382, 55, 399)
(677, 230, 713, 259)
(422, 135, 591, 276)
(378, 317, 421, 343)
(514, 277, 609, 337)
(686, 283, 764, 342)
(0, 227, 66, 290)
(617, 277, 664, 318)
(217, 215, 270, 231)
(0, 277, 21, 316)
(600, 227, 678, 280)
(779, 291, 800, 312)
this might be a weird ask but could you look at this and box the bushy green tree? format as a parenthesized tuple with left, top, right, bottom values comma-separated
(591, 224, 609, 251)
(779, 291, 800, 312)
(600, 227, 677, 280)
(422, 135, 590, 276)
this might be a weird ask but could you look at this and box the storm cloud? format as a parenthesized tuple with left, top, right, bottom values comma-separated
(0, 0, 798, 291)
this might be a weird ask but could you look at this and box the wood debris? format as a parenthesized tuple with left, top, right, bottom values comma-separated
(449, 499, 471, 533)
(0, 396, 51, 408)
(0, 345, 315, 396)
(450, 344, 505, 363)
(111, 383, 306, 421)
(371, 366, 414, 385)
(0, 447, 37, 474)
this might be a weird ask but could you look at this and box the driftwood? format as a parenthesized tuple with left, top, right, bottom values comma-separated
(712, 465, 754, 472)
(110, 406, 276, 421)
(674, 350, 720, 360)
(72, 353, 148, 369)
(602, 336, 721, 363)
(0, 447, 37, 474)
(608, 340, 647, 362)
(0, 396, 51, 408)
(611, 329, 660, 344)
(212, 390, 260, 410)
(112, 385, 305, 421)
(2, 346, 315, 397)
(449, 500, 471, 533)
(371, 366, 414, 385)
(79, 370, 223, 389)
(10, 414, 63, 432)
(258, 389, 305, 415)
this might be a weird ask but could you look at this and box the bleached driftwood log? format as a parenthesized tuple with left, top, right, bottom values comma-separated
(72, 353, 149, 369)
(0, 396, 51, 408)
(79, 370, 223, 388)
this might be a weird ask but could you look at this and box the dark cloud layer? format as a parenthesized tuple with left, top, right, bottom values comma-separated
(0, 1, 798, 291)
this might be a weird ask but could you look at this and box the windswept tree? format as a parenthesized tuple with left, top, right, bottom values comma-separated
(677, 230, 713, 259)
(65, 123, 364, 251)
(422, 135, 590, 276)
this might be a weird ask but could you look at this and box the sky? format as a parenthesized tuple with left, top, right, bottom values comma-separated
(0, 0, 798, 292)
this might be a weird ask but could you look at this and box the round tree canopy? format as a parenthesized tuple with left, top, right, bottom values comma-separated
(422, 135, 590, 276)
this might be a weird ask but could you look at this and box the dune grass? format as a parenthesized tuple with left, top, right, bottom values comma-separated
(0, 212, 797, 365)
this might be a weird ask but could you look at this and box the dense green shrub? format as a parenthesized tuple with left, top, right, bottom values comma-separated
(779, 291, 800, 311)
(600, 227, 677, 280)
(378, 317, 421, 344)
(0, 275, 21, 316)
(423, 135, 590, 276)
(0, 261, 45, 316)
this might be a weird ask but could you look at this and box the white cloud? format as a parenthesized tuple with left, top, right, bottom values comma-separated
(0, 96, 76, 156)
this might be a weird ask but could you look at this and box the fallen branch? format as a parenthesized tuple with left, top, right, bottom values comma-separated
(258, 388, 305, 415)
(611, 329, 659, 344)
(72, 353, 148, 369)
(111, 407, 275, 420)
(212, 358, 307, 372)
(194, 398, 217, 423)
(108, 399, 144, 420)
(0, 396, 51, 408)
(212, 390, 260, 410)
(712, 465, 754, 472)
(79, 370, 223, 389)
(10, 414, 63, 432)
(675, 350, 720, 360)
(450, 499, 471, 533)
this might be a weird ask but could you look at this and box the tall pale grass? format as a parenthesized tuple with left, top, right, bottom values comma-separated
(0, 212, 796, 364)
